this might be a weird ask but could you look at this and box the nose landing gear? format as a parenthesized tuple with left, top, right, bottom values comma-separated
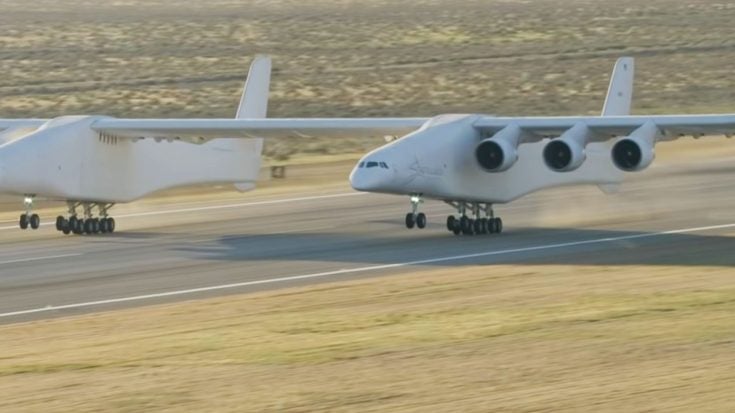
(19, 195, 40, 230)
(404, 194, 427, 229)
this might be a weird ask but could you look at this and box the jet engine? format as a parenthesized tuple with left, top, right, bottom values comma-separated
(543, 139, 586, 172)
(475, 124, 523, 172)
(611, 122, 659, 172)
(611, 137, 655, 171)
(542, 123, 591, 172)
(475, 137, 518, 172)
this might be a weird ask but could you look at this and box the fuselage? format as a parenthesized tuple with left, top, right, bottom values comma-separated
(349, 114, 623, 204)
(0, 116, 263, 203)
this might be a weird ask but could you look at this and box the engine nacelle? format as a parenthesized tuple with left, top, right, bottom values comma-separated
(475, 137, 518, 172)
(611, 137, 655, 172)
(543, 138, 586, 172)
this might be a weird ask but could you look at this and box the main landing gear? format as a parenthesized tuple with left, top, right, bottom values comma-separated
(403, 196, 503, 236)
(405, 194, 427, 229)
(54, 201, 117, 236)
(444, 201, 503, 236)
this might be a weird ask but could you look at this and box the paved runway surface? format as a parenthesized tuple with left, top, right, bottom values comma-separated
(2, 155, 735, 324)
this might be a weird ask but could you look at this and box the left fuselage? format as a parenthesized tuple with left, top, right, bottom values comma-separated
(0, 116, 263, 203)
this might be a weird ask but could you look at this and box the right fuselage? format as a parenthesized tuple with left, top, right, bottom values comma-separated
(349, 114, 623, 204)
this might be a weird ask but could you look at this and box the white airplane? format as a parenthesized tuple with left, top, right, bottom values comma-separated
(0, 56, 733, 236)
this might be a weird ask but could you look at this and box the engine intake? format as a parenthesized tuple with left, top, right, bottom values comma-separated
(612, 138, 655, 171)
(475, 138, 518, 172)
(543, 139, 586, 172)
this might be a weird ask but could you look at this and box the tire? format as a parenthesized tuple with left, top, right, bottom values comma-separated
(495, 217, 503, 234)
(459, 216, 470, 235)
(473, 219, 484, 234)
(464, 219, 475, 235)
(30, 214, 40, 230)
(55, 216, 65, 231)
(488, 218, 497, 234)
(446, 216, 456, 232)
(405, 213, 415, 229)
(19, 214, 28, 230)
(91, 219, 100, 234)
(62, 225, 71, 235)
(73, 219, 84, 235)
(99, 218, 108, 234)
(107, 218, 116, 233)
(416, 213, 427, 229)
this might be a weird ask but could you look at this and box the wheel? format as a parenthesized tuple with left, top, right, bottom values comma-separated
(452, 223, 462, 235)
(107, 218, 116, 233)
(62, 224, 71, 235)
(29, 214, 40, 230)
(488, 218, 497, 234)
(73, 219, 84, 235)
(494, 217, 503, 234)
(416, 213, 427, 229)
(473, 219, 484, 234)
(19, 214, 28, 230)
(99, 218, 108, 234)
(91, 218, 100, 234)
(57, 217, 69, 233)
(405, 213, 415, 229)
(85, 219, 97, 234)
(464, 219, 475, 235)
(459, 216, 471, 235)
(446, 216, 456, 232)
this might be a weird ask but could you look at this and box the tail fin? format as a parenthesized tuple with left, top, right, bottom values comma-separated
(601, 57, 634, 116)
(232, 55, 271, 192)
(236, 54, 271, 119)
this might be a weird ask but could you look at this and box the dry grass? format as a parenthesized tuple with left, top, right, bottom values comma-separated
(0, 0, 733, 158)
(1, 264, 735, 412)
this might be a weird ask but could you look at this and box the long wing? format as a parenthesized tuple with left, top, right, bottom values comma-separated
(92, 118, 430, 143)
(0, 119, 47, 131)
(92, 114, 735, 145)
(472, 114, 735, 141)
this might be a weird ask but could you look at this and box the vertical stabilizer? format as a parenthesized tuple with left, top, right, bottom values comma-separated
(601, 57, 634, 116)
(231, 55, 271, 192)
(236, 54, 271, 119)
(596, 57, 633, 194)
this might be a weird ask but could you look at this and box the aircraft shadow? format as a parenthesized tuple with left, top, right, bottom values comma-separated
(173, 226, 735, 268)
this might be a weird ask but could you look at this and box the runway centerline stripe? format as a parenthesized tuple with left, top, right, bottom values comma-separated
(0, 192, 365, 231)
(2, 221, 734, 319)
(0, 253, 83, 266)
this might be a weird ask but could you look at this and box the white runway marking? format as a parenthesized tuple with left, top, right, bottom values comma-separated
(0, 192, 364, 231)
(1, 222, 734, 319)
(0, 253, 83, 266)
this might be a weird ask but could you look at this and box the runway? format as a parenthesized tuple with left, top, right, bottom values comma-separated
(2, 154, 735, 324)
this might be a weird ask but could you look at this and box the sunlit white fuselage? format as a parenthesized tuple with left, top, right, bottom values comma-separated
(350, 114, 623, 204)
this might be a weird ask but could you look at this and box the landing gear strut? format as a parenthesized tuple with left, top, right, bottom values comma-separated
(19, 195, 40, 230)
(55, 201, 116, 236)
(404, 194, 427, 229)
(444, 201, 503, 236)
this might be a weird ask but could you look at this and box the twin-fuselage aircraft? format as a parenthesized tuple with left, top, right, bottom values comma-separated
(1, 56, 733, 235)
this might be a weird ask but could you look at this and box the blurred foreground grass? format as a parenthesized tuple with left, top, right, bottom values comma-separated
(1, 264, 734, 412)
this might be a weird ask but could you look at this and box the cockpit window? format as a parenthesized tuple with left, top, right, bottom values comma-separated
(361, 161, 389, 169)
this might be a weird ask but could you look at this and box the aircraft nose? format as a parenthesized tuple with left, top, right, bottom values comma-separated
(349, 162, 391, 192)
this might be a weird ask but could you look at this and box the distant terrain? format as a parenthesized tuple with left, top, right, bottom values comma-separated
(0, 0, 733, 158)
